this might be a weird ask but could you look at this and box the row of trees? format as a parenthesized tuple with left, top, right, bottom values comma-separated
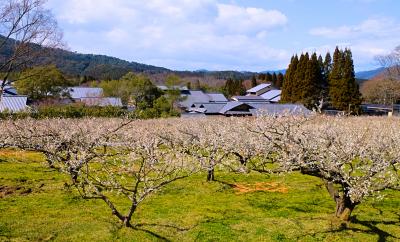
(1, 115, 398, 228)
(281, 48, 362, 112)
(258, 72, 284, 89)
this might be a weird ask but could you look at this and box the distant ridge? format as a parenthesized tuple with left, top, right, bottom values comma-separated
(355, 67, 385, 80)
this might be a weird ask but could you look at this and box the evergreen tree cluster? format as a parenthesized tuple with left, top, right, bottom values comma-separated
(258, 72, 284, 89)
(222, 78, 246, 97)
(281, 47, 361, 113)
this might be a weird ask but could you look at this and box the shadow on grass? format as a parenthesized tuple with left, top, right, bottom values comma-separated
(131, 222, 198, 242)
(296, 212, 400, 242)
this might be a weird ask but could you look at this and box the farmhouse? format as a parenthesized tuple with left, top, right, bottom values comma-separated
(181, 83, 309, 117)
(66, 87, 123, 107)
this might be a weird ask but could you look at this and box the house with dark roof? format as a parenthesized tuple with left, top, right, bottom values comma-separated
(187, 101, 311, 117)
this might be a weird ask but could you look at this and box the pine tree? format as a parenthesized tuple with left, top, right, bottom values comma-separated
(281, 55, 298, 103)
(251, 75, 258, 87)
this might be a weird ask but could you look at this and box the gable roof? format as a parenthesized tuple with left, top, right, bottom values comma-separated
(260, 90, 281, 100)
(246, 83, 271, 93)
(0, 96, 28, 112)
(68, 87, 103, 99)
(219, 101, 254, 114)
(180, 91, 228, 108)
(189, 102, 227, 114)
(1, 80, 18, 96)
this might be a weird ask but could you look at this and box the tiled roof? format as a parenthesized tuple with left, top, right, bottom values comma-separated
(0, 96, 28, 112)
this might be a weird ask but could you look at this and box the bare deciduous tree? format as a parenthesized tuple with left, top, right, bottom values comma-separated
(0, 0, 63, 99)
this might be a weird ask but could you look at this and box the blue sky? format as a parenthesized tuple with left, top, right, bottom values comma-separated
(47, 0, 400, 72)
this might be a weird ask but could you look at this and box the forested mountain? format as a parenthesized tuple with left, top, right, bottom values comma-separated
(0, 35, 257, 84)
(0, 35, 170, 80)
(355, 67, 385, 80)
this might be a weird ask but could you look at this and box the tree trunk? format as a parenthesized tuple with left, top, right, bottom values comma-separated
(324, 180, 356, 222)
(335, 196, 356, 222)
(207, 168, 215, 182)
(123, 202, 137, 228)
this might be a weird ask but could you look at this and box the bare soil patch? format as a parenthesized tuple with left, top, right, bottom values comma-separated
(233, 182, 288, 194)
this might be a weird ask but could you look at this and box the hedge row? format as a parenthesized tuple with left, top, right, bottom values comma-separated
(0, 105, 135, 119)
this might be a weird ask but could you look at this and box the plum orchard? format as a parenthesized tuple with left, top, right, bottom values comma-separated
(0, 116, 399, 226)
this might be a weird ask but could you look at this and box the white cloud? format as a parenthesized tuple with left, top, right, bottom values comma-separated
(47, 0, 289, 71)
(216, 4, 287, 34)
(309, 17, 400, 70)
(309, 17, 400, 39)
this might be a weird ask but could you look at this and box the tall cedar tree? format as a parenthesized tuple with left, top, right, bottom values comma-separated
(276, 73, 284, 89)
(265, 73, 273, 84)
(272, 73, 278, 87)
(251, 75, 258, 87)
(301, 53, 324, 108)
(281, 55, 299, 103)
(293, 53, 309, 103)
(323, 52, 332, 92)
(328, 47, 361, 113)
(223, 78, 246, 97)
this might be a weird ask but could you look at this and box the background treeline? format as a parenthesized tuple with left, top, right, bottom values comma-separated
(281, 47, 362, 113)
(258, 72, 284, 89)
(0, 35, 258, 85)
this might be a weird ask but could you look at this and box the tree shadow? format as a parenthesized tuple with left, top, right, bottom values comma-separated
(131, 222, 198, 241)
(296, 211, 400, 242)
(349, 207, 400, 242)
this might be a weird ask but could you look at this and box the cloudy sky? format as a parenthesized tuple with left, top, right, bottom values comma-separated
(47, 0, 400, 72)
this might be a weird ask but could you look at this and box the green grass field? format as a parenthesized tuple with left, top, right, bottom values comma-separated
(0, 150, 399, 241)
